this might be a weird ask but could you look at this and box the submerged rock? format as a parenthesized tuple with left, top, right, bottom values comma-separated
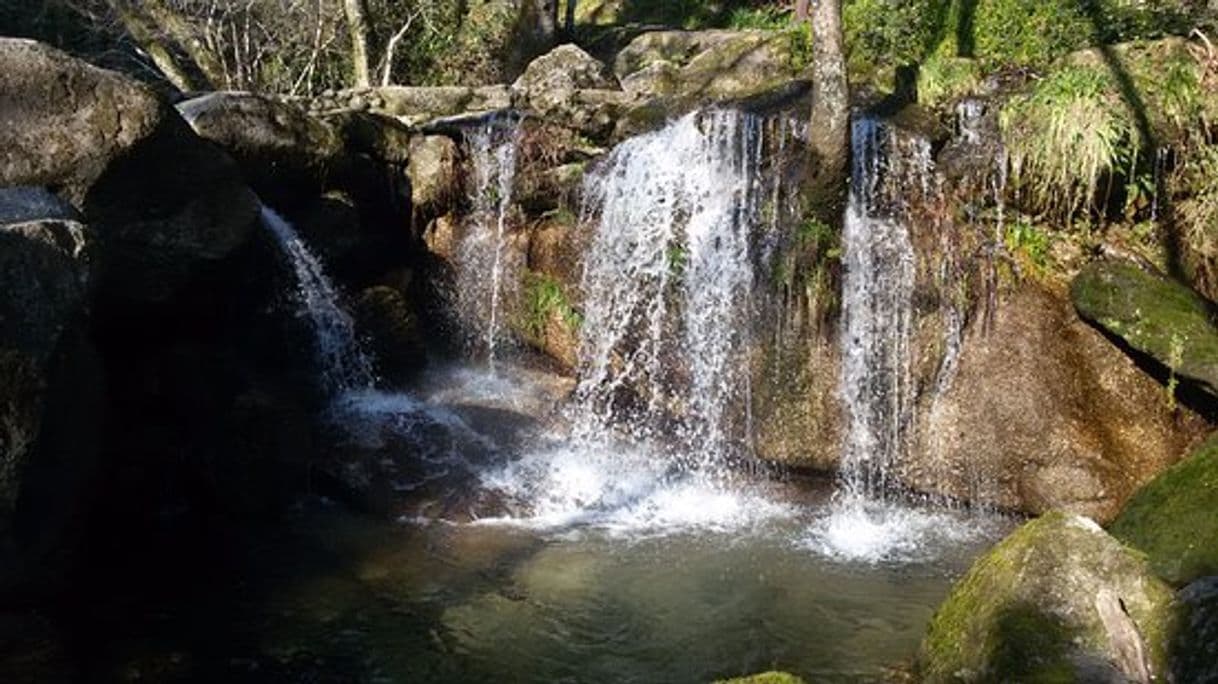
(1072, 259, 1218, 399)
(714, 673, 806, 684)
(917, 511, 1177, 683)
(1109, 434, 1218, 586)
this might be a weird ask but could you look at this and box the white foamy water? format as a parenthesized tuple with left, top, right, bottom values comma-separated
(475, 438, 795, 537)
(800, 495, 1002, 564)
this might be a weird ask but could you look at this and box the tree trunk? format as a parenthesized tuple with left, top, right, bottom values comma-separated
(109, 1, 206, 91)
(807, 0, 850, 224)
(141, 0, 227, 88)
(564, 0, 577, 33)
(343, 0, 372, 88)
(794, 0, 810, 21)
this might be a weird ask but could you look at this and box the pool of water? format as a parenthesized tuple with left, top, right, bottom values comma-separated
(60, 365, 1011, 682)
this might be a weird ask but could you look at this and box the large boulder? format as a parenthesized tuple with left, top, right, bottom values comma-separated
(373, 85, 512, 127)
(0, 38, 257, 302)
(614, 30, 805, 101)
(0, 212, 100, 596)
(176, 91, 347, 207)
(1072, 259, 1218, 400)
(905, 285, 1205, 523)
(1109, 434, 1218, 586)
(918, 512, 1178, 682)
(512, 44, 621, 119)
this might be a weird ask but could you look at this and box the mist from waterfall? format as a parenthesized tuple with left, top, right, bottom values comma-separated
(260, 204, 375, 395)
(454, 114, 523, 368)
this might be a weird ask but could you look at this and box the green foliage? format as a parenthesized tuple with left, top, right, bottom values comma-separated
(522, 272, 581, 337)
(726, 6, 789, 30)
(842, 0, 1205, 93)
(667, 244, 689, 277)
(1000, 65, 1138, 220)
(1003, 220, 1051, 270)
(916, 53, 981, 106)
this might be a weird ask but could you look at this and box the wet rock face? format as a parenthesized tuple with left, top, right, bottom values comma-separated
(1109, 434, 1218, 586)
(905, 284, 1205, 523)
(1072, 259, 1218, 400)
(918, 511, 1178, 683)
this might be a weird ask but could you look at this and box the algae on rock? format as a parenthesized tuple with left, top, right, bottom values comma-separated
(918, 511, 1178, 683)
(1109, 434, 1218, 586)
(1071, 259, 1218, 399)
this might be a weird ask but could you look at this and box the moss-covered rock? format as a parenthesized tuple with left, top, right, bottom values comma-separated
(1108, 434, 1218, 586)
(917, 511, 1178, 682)
(713, 672, 806, 684)
(1071, 259, 1218, 399)
(614, 30, 806, 101)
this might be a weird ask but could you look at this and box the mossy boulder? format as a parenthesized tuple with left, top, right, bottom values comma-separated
(614, 30, 805, 101)
(918, 511, 1178, 682)
(1108, 434, 1218, 586)
(714, 672, 806, 684)
(1071, 259, 1218, 399)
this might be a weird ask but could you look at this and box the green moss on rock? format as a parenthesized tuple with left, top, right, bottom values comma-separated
(1071, 259, 1218, 399)
(714, 672, 805, 684)
(1109, 434, 1218, 585)
(917, 511, 1178, 682)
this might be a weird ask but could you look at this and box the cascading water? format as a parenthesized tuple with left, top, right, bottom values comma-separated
(803, 115, 987, 562)
(260, 204, 375, 395)
(478, 109, 790, 532)
(837, 117, 917, 499)
(454, 114, 523, 368)
(573, 109, 762, 464)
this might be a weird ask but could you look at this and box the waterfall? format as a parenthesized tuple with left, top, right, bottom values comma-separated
(838, 116, 917, 500)
(454, 114, 523, 368)
(476, 109, 792, 532)
(261, 205, 375, 395)
(573, 109, 763, 469)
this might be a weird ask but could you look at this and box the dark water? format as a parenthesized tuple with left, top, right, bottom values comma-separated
(50, 497, 1005, 684)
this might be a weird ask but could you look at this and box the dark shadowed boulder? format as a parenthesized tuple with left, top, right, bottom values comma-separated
(0, 215, 100, 598)
(0, 38, 258, 302)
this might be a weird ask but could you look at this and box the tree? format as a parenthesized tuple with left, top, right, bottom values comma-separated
(807, 0, 850, 224)
(343, 0, 372, 88)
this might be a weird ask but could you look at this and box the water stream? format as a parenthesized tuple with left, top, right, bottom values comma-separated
(222, 110, 1013, 683)
(261, 204, 375, 395)
(454, 114, 524, 368)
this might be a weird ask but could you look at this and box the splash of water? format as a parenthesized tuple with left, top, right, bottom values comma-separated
(454, 114, 523, 368)
(261, 204, 375, 395)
